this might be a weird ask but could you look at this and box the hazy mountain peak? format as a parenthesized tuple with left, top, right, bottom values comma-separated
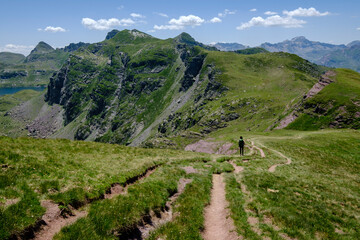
(347, 40, 360, 48)
(30, 41, 54, 55)
(291, 36, 309, 42)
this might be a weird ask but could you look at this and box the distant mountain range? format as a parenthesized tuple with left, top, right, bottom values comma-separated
(211, 42, 248, 51)
(213, 36, 360, 72)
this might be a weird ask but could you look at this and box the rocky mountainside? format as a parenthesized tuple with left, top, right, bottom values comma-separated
(1, 30, 359, 148)
(318, 42, 360, 72)
(212, 42, 249, 51)
(260, 36, 346, 63)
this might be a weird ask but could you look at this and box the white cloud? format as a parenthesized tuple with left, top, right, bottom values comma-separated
(264, 11, 278, 15)
(156, 12, 169, 18)
(218, 9, 236, 18)
(154, 24, 183, 30)
(250, 8, 257, 12)
(169, 15, 204, 26)
(81, 17, 135, 30)
(147, 29, 156, 33)
(154, 14, 205, 30)
(0, 44, 35, 55)
(117, 5, 124, 10)
(237, 15, 306, 30)
(130, 13, 145, 18)
(357, 27, 360, 30)
(283, 7, 330, 17)
(210, 17, 222, 23)
(38, 26, 66, 33)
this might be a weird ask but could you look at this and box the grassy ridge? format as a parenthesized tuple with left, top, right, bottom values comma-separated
(225, 130, 360, 239)
(288, 68, 360, 130)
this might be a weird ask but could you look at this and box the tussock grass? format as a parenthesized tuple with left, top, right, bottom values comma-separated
(0, 136, 207, 239)
(148, 173, 212, 240)
(55, 165, 182, 239)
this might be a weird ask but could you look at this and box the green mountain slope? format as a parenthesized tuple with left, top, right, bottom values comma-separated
(287, 68, 360, 130)
(0, 52, 25, 65)
(1, 30, 359, 147)
(42, 29, 333, 146)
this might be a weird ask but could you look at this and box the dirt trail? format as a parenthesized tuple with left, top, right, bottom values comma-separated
(104, 167, 156, 199)
(138, 178, 192, 239)
(230, 161, 244, 173)
(202, 174, 240, 240)
(30, 166, 158, 240)
(251, 141, 265, 158)
(34, 201, 87, 240)
(268, 149, 292, 173)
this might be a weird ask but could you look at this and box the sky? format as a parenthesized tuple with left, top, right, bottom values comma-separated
(1, 0, 360, 56)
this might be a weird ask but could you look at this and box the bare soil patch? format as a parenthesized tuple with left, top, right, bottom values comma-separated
(12, 166, 159, 240)
(104, 167, 156, 199)
(216, 143, 237, 155)
(202, 174, 240, 240)
(34, 201, 87, 240)
(230, 161, 244, 173)
(181, 166, 198, 174)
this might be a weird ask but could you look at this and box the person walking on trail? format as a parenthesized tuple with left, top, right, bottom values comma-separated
(239, 136, 245, 156)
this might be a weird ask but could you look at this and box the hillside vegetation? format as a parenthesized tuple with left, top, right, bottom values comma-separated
(0, 30, 358, 149)
(0, 129, 359, 239)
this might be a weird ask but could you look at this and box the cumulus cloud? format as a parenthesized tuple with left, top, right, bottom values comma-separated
(210, 17, 222, 23)
(283, 7, 330, 17)
(154, 14, 205, 30)
(130, 13, 145, 18)
(237, 15, 306, 30)
(264, 11, 278, 15)
(250, 8, 257, 12)
(0, 44, 35, 55)
(38, 26, 66, 33)
(218, 9, 236, 18)
(82, 17, 135, 30)
(237, 7, 330, 30)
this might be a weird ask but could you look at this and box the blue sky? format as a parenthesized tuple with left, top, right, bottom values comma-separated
(1, 0, 360, 55)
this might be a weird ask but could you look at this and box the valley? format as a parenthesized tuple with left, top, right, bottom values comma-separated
(0, 29, 359, 240)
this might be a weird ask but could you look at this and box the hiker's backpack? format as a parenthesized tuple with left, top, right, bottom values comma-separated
(239, 139, 244, 147)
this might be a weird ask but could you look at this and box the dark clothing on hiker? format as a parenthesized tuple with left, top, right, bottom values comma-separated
(239, 138, 245, 156)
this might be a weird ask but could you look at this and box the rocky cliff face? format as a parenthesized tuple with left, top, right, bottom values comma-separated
(44, 30, 222, 145)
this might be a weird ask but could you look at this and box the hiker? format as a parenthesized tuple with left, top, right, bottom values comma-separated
(239, 136, 245, 156)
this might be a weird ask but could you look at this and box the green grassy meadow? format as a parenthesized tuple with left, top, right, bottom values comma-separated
(0, 129, 358, 239)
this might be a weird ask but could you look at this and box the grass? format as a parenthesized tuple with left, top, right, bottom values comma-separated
(1, 129, 359, 239)
(148, 173, 212, 240)
(288, 68, 360, 130)
(0, 136, 209, 239)
(225, 129, 360, 239)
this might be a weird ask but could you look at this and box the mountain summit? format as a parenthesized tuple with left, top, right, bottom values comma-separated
(260, 36, 346, 62)
(29, 41, 54, 55)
